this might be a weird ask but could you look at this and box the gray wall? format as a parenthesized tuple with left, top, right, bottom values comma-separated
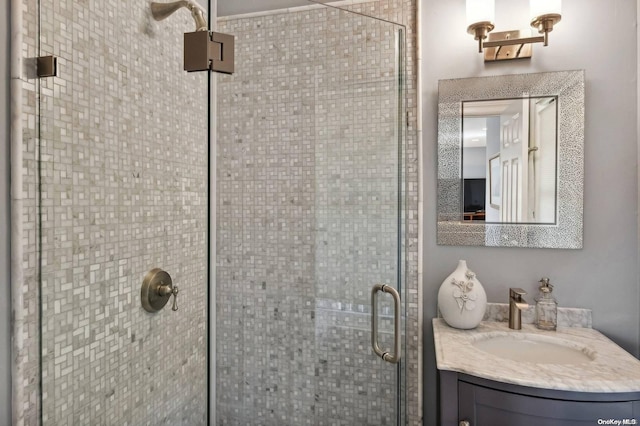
(422, 0, 639, 425)
(1, 0, 11, 423)
(461, 147, 486, 179)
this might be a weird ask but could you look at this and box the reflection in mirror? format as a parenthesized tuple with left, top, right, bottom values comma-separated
(436, 70, 584, 249)
(462, 97, 557, 224)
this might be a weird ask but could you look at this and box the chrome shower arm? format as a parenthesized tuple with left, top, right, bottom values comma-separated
(190, 6, 208, 32)
(150, 1, 189, 20)
(150, 1, 208, 32)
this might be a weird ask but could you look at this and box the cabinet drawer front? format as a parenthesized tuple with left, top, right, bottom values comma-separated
(459, 381, 635, 426)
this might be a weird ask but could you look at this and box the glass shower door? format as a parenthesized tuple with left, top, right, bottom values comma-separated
(312, 9, 406, 426)
(36, 1, 210, 424)
(216, 4, 405, 425)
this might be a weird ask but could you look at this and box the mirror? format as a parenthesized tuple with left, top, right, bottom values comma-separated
(462, 96, 557, 224)
(437, 70, 584, 249)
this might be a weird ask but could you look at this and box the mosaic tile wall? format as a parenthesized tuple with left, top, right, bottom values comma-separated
(19, 0, 209, 424)
(216, 1, 419, 424)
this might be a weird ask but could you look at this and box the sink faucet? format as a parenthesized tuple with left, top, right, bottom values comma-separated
(509, 288, 528, 330)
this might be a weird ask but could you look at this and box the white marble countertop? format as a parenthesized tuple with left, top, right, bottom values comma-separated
(433, 318, 640, 393)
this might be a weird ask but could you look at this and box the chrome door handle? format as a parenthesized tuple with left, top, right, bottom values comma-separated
(371, 284, 401, 364)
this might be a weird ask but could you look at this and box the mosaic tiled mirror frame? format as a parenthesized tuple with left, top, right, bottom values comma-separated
(436, 70, 584, 249)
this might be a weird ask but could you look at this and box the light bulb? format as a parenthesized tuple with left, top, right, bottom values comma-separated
(466, 0, 495, 26)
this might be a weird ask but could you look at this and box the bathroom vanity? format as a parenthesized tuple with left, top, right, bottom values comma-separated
(433, 318, 640, 426)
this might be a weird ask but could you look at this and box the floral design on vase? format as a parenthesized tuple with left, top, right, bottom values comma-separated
(437, 260, 487, 329)
(451, 269, 477, 312)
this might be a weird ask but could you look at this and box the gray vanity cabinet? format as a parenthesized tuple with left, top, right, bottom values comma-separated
(439, 371, 640, 426)
(458, 381, 636, 425)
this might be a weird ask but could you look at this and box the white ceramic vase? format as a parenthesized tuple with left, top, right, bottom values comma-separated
(437, 260, 487, 329)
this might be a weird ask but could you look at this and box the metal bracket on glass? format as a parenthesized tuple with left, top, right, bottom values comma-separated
(371, 284, 401, 364)
(184, 31, 235, 74)
(37, 56, 58, 78)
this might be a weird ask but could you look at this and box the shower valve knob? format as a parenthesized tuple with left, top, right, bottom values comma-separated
(141, 268, 179, 313)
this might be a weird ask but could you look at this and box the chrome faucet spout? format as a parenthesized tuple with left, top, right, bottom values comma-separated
(509, 288, 528, 330)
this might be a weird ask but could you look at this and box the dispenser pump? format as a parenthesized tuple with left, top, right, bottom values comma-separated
(539, 277, 553, 294)
(535, 277, 557, 331)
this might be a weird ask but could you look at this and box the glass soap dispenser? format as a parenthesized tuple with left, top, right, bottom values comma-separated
(535, 277, 557, 330)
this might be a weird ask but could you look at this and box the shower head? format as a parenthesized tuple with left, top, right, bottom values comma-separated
(150, 1, 208, 32)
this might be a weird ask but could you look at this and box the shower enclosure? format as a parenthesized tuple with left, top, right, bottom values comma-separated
(23, 0, 411, 424)
(215, 4, 407, 425)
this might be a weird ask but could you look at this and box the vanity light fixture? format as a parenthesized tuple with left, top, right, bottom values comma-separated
(467, 0, 562, 62)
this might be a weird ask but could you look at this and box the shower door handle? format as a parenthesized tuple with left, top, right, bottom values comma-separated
(371, 284, 401, 364)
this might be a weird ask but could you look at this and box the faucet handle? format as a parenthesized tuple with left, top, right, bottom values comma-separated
(509, 287, 527, 301)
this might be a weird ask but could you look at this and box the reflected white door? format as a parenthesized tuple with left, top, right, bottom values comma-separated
(500, 99, 529, 222)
